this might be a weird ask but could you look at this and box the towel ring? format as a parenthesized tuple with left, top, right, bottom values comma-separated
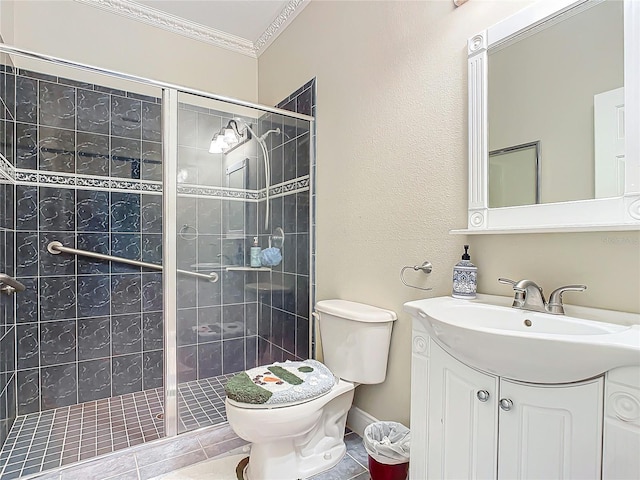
(401, 261, 433, 291)
(179, 224, 198, 241)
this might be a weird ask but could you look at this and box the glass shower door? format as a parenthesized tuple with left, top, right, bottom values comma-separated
(171, 91, 312, 434)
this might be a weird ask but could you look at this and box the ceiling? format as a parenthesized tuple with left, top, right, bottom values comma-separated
(135, 1, 290, 43)
(78, 0, 307, 57)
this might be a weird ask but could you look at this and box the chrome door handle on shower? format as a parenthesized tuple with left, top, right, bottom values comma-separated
(0, 274, 26, 295)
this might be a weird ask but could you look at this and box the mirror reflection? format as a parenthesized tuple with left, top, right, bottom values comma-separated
(488, 0, 624, 207)
(489, 142, 539, 207)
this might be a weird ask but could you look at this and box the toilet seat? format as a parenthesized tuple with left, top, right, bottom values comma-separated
(225, 359, 336, 409)
(226, 388, 333, 409)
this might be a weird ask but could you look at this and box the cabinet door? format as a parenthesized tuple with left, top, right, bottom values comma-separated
(410, 324, 430, 480)
(428, 341, 499, 479)
(498, 378, 604, 479)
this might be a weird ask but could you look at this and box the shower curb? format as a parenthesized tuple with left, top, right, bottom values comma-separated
(25, 422, 248, 480)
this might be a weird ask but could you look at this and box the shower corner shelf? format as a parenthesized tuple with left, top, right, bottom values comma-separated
(226, 266, 272, 272)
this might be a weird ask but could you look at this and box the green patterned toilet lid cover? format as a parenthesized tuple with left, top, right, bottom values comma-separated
(225, 359, 336, 407)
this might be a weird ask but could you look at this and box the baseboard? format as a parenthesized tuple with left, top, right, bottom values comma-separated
(346, 406, 379, 437)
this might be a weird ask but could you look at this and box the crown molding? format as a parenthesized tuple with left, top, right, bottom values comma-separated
(74, 0, 257, 57)
(254, 0, 310, 55)
(74, 0, 310, 58)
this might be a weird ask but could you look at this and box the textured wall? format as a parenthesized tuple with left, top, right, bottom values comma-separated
(257, 0, 640, 426)
(8, 0, 258, 102)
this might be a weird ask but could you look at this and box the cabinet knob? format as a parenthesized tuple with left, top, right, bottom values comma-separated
(499, 398, 513, 411)
(477, 390, 490, 402)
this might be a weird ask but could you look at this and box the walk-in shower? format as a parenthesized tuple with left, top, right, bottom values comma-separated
(0, 44, 315, 479)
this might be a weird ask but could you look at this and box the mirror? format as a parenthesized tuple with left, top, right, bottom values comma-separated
(464, 0, 640, 232)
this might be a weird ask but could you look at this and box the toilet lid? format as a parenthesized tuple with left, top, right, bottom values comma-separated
(225, 359, 336, 409)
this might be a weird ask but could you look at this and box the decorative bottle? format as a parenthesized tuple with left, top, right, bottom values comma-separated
(250, 237, 261, 267)
(452, 245, 477, 299)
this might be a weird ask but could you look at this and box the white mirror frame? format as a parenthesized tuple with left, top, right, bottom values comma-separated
(462, 0, 640, 234)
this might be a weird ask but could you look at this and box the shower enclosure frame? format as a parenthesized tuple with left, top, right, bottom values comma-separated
(0, 43, 315, 443)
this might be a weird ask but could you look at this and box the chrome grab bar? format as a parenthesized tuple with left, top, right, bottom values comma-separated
(0, 273, 26, 295)
(47, 241, 218, 283)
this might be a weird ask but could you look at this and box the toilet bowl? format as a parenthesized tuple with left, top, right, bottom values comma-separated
(225, 300, 397, 480)
(226, 379, 354, 480)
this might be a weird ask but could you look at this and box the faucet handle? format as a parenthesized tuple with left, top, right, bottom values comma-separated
(547, 284, 587, 314)
(498, 278, 525, 307)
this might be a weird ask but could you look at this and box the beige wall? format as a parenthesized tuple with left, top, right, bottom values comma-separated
(0, 0, 14, 44)
(7, 0, 258, 101)
(258, 0, 640, 427)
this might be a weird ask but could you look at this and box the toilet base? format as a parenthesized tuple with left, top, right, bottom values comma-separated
(244, 439, 346, 480)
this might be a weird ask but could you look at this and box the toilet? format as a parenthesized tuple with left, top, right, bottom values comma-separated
(224, 299, 397, 480)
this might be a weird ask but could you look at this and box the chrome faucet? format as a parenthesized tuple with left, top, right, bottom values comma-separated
(547, 285, 589, 314)
(498, 278, 587, 315)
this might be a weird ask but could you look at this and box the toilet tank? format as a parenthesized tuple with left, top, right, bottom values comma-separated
(315, 300, 397, 384)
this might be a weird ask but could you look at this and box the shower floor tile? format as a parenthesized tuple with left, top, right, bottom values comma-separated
(0, 375, 234, 479)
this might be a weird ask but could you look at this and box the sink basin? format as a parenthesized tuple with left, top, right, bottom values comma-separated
(404, 295, 640, 383)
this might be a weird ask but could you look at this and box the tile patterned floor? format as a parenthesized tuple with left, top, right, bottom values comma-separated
(149, 430, 371, 480)
(0, 375, 233, 480)
(178, 375, 234, 433)
(309, 431, 371, 480)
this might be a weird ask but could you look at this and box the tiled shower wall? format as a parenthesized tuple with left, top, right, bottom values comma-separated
(6, 67, 165, 415)
(0, 64, 17, 447)
(0, 178, 16, 447)
(255, 79, 315, 364)
(1, 63, 315, 424)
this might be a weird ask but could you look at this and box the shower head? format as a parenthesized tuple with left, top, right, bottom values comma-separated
(231, 118, 280, 143)
(259, 128, 281, 142)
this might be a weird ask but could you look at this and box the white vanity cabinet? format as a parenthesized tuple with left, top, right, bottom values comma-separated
(497, 377, 603, 479)
(412, 323, 605, 479)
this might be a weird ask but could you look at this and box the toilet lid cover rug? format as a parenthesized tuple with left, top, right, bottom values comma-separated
(225, 359, 336, 407)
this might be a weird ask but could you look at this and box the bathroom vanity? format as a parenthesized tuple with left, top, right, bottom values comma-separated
(406, 296, 640, 480)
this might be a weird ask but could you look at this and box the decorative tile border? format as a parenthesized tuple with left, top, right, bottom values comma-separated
(266, 176, 310, 199)
(5, 167, 309, 200)
(177, 176, 310, 201)
(0, 153, 15, 181)
(177, 184, 261, 201)
(13, 169, 164, 194)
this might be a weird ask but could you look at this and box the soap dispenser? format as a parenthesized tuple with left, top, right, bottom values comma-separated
(452, 245, 477, 299)
(250, 237, 261, 268)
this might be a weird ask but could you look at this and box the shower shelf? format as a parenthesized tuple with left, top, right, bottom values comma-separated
(226, 266, 272, 272)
